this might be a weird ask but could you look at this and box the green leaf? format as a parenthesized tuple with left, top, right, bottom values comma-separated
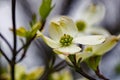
(0, 67, 7, 75)
(68, 55, 76, 64)
(115, 63, 120, 74)
(29, 14, 37, 27)
(10, 27, 30, 38)
(26, 67, 44, 80)
(39, 0, 54, 21)
(8, 65, 27, 80)
(85, 56, 101, 71)
(0, 73, 10, 80)
(18, 22, 41, 40)
(0, 51, 1, 57)
(15, 65, 26, 80)
(49, 70, 73, 80)
(30, 22, 42, 37)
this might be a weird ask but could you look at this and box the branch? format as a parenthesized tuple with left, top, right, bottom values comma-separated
(75, 66, 96, 80)
(53, 60, 65, 69)
(0, 33, 13, 52)
(95, 66, 109, 80)
(17, 35, 36, 54)
(68, 55, 96, 80)
(11, 0, 17, 80)
(40, 20, 45, 31)
(16, 46, 28, 63)
(12, 0, 17, 55)
(0, 48, 11, 64)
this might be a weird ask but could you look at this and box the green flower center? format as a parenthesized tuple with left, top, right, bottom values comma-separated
(60, 34, 73, 47)
(76, 20, 86, 31)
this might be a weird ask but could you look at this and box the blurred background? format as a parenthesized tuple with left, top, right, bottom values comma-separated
(0, 0, 120, 80)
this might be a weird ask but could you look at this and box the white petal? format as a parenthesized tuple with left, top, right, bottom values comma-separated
(85, 27, 110, 37)
(37, 31, 60, 48)
(73, 35, 106, 45)
(92, 36, 119, 55)
(54, 44, 81, 54)
(42, 36, 60, 48)
(59, 16, 78, 37)
(49, 21, 63, 41)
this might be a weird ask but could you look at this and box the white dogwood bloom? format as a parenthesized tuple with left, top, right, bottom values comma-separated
(37, 16, 105, 55)
(71, 3, 110, 36)
(75, 35, 120, 62)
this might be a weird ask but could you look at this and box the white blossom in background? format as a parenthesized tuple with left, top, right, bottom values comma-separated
(70, 1, 110, 37)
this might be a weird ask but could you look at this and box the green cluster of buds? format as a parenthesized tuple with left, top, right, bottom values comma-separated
(60, 34, 73, 47)
(76, 20, 86, 31)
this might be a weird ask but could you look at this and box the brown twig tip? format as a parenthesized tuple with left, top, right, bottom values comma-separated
(95, 66, 109, 80)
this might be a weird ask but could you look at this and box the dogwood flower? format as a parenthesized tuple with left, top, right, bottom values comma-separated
(71, 2, 110, 36)
(75, 34, 120, 62)
(37, 16, 105, 55)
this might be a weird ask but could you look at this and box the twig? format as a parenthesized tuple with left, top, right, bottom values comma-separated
(0, 48, 11, 64)
(39, 20, 45, 31)
(16, 46, 29, 63)
(75, 66, 96, 80)
(54, 65, 66, 72)
(0, 33, 13, 52)
(68, 55, 96, 80)
(16, 48, 28, 63)
(40, 54, 66, 80)
(95, 66, 109, 80)
(53, 60, 65, 69)
(17, 35, 36, 54)
(16, 35, 36, 63)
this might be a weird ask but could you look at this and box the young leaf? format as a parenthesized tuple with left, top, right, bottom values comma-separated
(30, 22, 42, 37)
(39, 0, 54, 21)
(13, 27, 27, 37)
(29, 14, 37, 27)
(49, 70, 73, 80)
(26, 67, 44, 80)
(85, 56, 101, 71)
